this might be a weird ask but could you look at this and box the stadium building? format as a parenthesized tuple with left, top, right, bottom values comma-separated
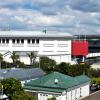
(0, 31, 74, 65)
(75, 34, 100, 64)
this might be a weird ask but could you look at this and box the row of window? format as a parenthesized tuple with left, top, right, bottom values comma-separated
(12, 39, 24, 44)
(0, 39, 9, 43)
(27, 39, 39, 44)
(0, 39, 39, 44)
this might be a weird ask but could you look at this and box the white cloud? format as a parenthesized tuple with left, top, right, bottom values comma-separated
(0, 0, 100, 34)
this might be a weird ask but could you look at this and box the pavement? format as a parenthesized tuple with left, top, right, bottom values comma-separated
(80, 90, 100, 100)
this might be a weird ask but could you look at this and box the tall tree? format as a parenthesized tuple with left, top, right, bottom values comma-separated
(11, 52, 19, 67)
(1, 78, 23, 98)
(0, 53, 3, 69)
(40, 57, 56, 73)
(27, 51, 37, 66)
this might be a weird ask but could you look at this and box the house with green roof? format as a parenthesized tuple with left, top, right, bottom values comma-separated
(24, 72, 91, 100)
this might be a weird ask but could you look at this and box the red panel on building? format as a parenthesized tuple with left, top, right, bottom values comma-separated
(72, 41, 88, 56)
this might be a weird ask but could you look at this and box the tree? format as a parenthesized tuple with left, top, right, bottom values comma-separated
(40, 57, 56, 73)
(11, 52, 19, 67)
(1, 78, 36, 100)
(11, 91, 36, 100)
(47, 97, 56, 100)
(15, 60, 25, 68)
(1, 78, 23, 98)
(54, 62, 70, 74)
(0, 53, 3, 69)
(27, 51, 37, 66)
(54, 62, 91, 77)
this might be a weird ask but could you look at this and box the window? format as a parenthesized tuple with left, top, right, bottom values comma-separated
(28, 39, 30, 44)
(12, 39, 15, 43)
(17, 39, 20, 43)
(0, 39, 1, 43)
(6, 39, 9, 43)
(21, 39, 24, 44)
(32, 39, 35, 43)
(36, 39, 39, 44)
(2, 39, 5, 43)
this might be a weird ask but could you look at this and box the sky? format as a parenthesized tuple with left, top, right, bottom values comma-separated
(0, 0, 100, 34)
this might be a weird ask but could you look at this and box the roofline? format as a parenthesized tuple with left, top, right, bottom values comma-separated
(24, 89, 63, 94)
(0, 31, 74, 39)
(0, 35, 74, 39)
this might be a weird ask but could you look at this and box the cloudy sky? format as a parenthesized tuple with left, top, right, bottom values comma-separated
(0, 0, 100, 34)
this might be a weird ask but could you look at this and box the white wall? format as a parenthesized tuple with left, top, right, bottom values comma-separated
(38, 93, 62, 100)
(37, 83, 90, 100)
(0, 38, 72, 64)
(87, 53, 100, 58)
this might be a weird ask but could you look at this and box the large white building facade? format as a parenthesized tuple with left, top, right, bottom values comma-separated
(0, 31, 74, 64)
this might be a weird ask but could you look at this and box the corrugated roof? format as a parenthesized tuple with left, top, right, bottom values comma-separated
(0, 31, 74, 38)
(74, 75, 91, 85)
(24, 72, 90, 93)
(0, 68, 45, 81)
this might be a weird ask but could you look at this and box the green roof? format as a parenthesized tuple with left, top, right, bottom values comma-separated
(74, 75, 91, 85)
(24, 72, 90, 93)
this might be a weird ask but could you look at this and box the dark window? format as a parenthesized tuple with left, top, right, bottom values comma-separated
(36, 39, 39, 44)
(0, 39, 1, 43)
(2, 39, 5, 43)
(21, 39, 24, 44)
(32, 39, 35, 43)
(6, 39, 9, 43)
(28, 39, 30, 44)
(12, 39, 15, 43)
(17, 39, 20, 43)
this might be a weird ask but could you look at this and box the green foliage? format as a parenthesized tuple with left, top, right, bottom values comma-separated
(40, 57, 91, 77)
(0, 53, 3, 68)
(54, 62, 90, 77)
(15, 61, 25, 68)
(1, 78, 23, 97)
(27, 52, 37, 66)
(11, 52, 20, 67)
(89, 68, 100, 77)
(40, 57, 56, 73)
(1, 78, 36, 100)
(47, 97, 56, 100)
(54, 62, 70, 74)
(91, 77, 100, 84)
(0, 53, 3, 61)
(11, 91, 36, 100)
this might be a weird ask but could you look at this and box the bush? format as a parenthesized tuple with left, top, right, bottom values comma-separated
(47, 97, 56, 100)
(91, 77, 100, 84)
(11, 91, 36, 100)
(40, 57, 56, 73)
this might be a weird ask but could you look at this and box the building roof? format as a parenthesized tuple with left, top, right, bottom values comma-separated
(0, 68, 45, 81)
(0, 31, 74, 39)
(75, 34, 100, 40)
(24, 72, 90, 93)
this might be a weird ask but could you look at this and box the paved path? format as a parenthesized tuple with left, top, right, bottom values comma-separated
(80, 90, 100, 100)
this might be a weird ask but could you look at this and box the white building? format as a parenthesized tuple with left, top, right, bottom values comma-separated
(0, 31, 74, 64)
(24, 72, 90, 100)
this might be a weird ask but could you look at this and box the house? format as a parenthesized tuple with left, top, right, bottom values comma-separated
(0, 68, 45, 86)
(24, 72, 90, 100)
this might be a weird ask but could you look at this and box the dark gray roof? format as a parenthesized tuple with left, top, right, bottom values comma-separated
(75, 34, 100, 39)
(0, 68, 45, 81)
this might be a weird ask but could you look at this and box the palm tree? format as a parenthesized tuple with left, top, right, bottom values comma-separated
(0, 53, 3, 69)
(27, 51, 37, 66)
(11, 52, 19, 67)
